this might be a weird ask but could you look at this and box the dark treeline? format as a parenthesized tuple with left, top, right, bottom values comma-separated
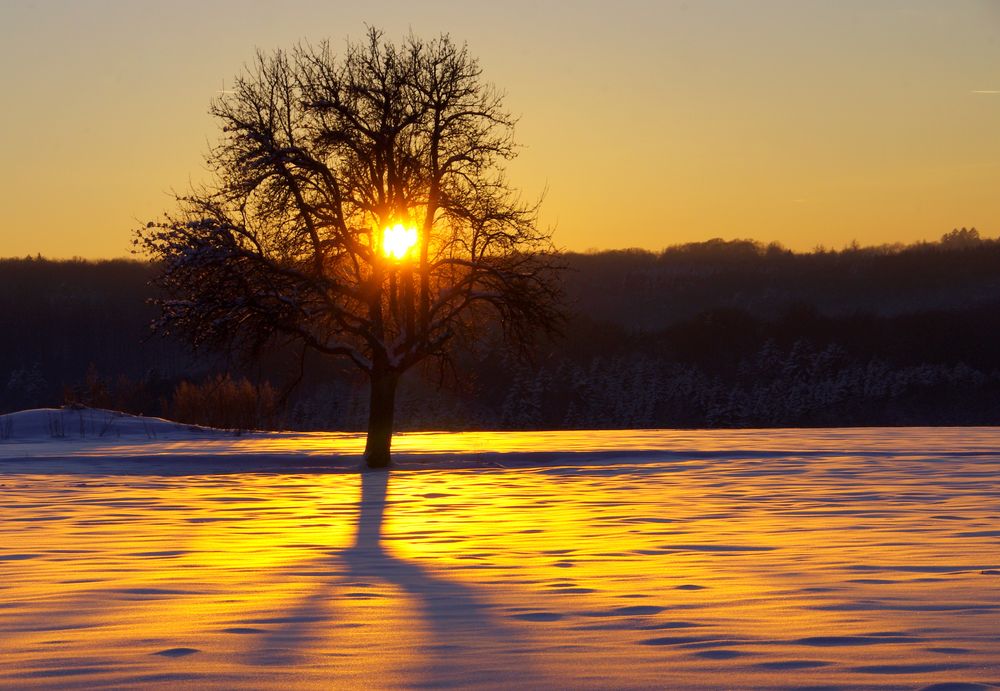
(4, 227, 1000, 429)
(1, 258, 192, 414)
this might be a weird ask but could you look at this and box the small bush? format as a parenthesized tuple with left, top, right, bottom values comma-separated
(170, 375, 278, 430)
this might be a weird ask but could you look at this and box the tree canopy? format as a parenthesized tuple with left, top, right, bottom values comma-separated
(136, 30, 562, 466)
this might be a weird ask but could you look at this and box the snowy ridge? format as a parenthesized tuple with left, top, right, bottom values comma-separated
(0, 407, 233, 441)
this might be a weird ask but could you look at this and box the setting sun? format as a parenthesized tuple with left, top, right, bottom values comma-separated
(382, 223, 418, 260)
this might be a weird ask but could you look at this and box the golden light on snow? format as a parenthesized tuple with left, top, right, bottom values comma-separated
(4, 426, 1000, 687)
(382, 223, 418, 260)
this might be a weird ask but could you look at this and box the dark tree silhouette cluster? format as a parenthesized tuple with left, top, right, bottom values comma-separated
(6, 233, 1000, 430)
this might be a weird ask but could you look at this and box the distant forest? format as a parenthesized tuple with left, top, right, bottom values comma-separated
(4, 227, 1000, 430)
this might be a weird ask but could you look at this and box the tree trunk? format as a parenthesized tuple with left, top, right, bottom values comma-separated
(364, 368, 399, 469)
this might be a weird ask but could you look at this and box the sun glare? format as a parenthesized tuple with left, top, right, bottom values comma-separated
(382, 223, 418, 260)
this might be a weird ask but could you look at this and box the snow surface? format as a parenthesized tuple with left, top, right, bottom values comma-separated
(4, 406, 1000, 472)
(1, 408, 1000, 688)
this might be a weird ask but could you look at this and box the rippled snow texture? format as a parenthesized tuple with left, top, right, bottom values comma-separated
(2, 427, 1000, 689)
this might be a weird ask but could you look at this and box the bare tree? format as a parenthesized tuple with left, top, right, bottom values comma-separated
(136, 30, 562, 467)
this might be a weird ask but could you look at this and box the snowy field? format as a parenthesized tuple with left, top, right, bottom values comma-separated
(1, 409, 999, 689)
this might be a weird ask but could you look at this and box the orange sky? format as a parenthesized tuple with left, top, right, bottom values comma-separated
(1, 0, 998, 258)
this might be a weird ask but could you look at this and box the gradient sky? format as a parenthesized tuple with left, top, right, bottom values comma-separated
(1, 0, 998, 258)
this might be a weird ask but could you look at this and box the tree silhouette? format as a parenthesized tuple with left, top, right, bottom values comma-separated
(136, 30, 562, 467)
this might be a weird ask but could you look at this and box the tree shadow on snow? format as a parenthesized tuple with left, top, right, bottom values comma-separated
(250, 470, 548, 687)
